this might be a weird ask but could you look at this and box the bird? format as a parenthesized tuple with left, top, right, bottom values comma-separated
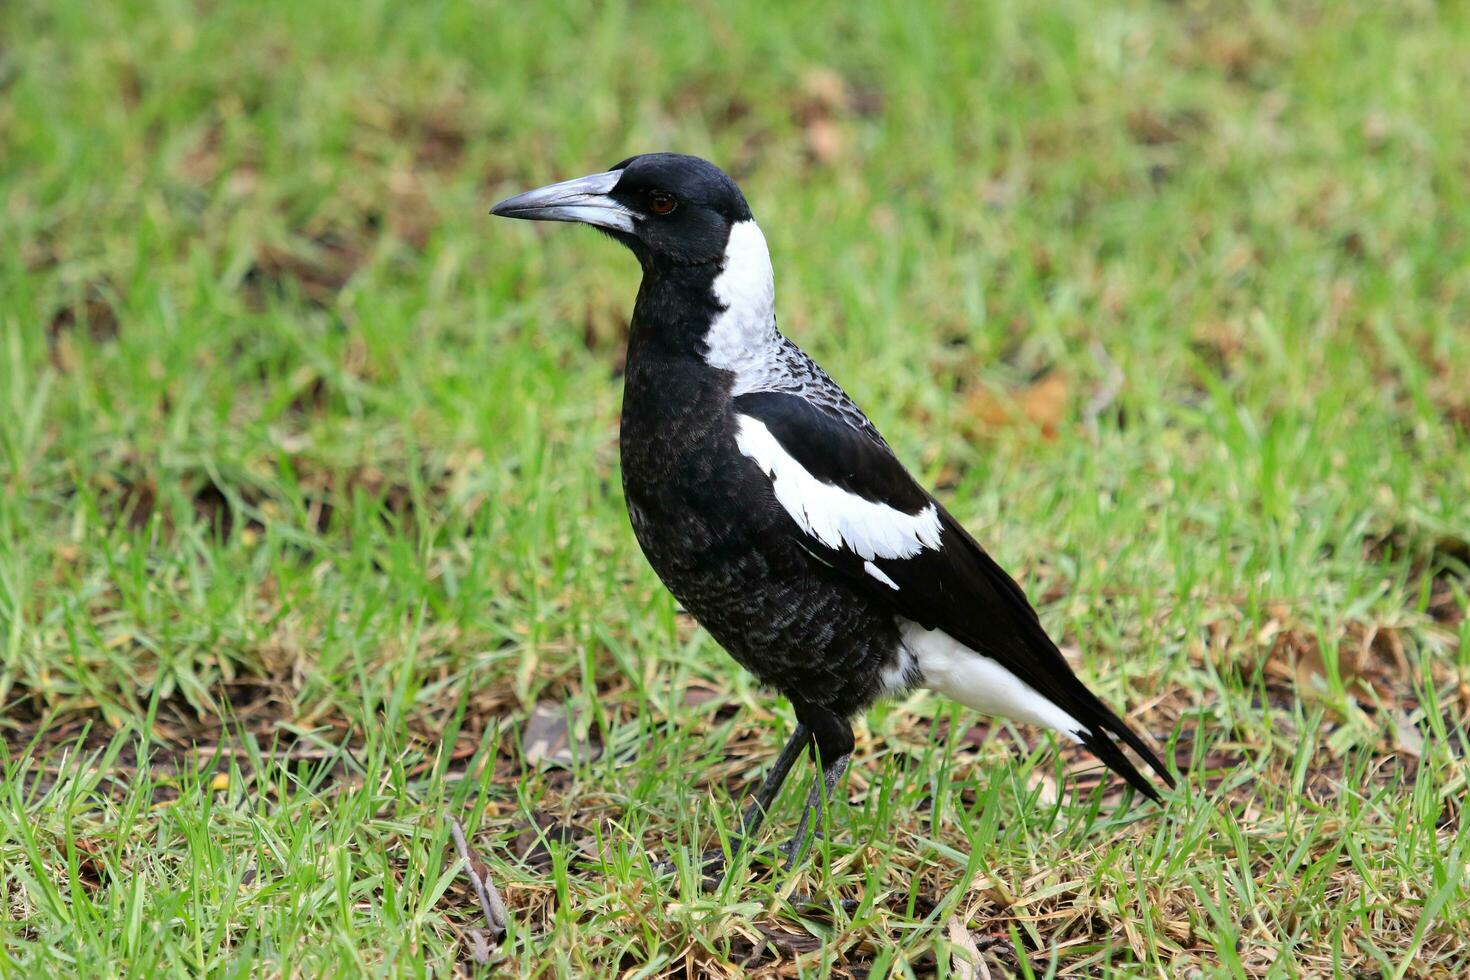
(491, 153, 1174, 873)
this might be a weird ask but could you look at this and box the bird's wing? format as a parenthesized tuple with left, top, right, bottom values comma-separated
(731, 389, 1173, 799)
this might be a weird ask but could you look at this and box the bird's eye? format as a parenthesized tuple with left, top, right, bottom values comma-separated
(649, 191, 677, 215)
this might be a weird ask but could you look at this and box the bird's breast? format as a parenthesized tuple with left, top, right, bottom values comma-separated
(618, 351, 772, 570)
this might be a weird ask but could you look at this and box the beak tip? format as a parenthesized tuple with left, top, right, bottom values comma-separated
(486, 170, 630, 229)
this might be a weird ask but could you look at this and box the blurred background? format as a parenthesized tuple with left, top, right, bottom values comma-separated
(2, 0, 1468, 975)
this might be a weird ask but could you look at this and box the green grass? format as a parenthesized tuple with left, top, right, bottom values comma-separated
(2, 0, 1469, 974)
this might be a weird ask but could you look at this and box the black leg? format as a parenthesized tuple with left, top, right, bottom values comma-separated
(654, 705, 851, 884)
(652, 720, 812, 884)
(782, 702, 854, 871)
(738, 721, 811, 841)
(782, 753, 850, 870)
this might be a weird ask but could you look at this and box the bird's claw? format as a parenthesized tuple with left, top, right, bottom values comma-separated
(784, 892, 860, 915)
(781, 827, 825, 871)
(650, 845, 734, 890)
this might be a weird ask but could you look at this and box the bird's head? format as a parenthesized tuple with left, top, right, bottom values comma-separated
(491, 153, 753, 268)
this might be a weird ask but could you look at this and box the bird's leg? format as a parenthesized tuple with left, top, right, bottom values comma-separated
(782, 703, 855, 872)
(651, 721, 811, 883)
(782, 753, 850, 871)
(736, 721, 812, 843)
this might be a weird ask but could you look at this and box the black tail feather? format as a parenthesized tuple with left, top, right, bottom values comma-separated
(1073, 699, 1175, 802)
(1078, 729, 1161, 802)
(1099, 705, 1176, 790)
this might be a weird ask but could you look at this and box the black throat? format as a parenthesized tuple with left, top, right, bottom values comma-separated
(619, 259, 739, 503)
(627, 259, 725, 361)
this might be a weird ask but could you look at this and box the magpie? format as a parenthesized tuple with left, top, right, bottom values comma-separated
(492, 153, 1174, 871)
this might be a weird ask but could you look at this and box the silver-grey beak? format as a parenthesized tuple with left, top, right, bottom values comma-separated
(490, 169, 634, 232)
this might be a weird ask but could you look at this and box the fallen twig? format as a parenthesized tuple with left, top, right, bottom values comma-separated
(450, 817, 510, 959)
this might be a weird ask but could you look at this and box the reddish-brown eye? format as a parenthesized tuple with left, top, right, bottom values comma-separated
(649, 191, 677, 215)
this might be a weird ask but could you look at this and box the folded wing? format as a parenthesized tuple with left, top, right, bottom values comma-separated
(732, 389, 1174, 799)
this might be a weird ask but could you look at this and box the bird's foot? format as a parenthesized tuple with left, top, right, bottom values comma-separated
(781, 827, 824, 871)
(782, 754, 850, 871)
(783, 892, 860, 916)
(651, 842, 739, 890)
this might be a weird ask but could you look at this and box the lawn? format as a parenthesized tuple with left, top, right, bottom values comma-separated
(2, 0, 1469, 975)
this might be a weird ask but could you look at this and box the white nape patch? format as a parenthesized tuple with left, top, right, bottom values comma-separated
(864, 560, 899, 590)
(899, 619, 1085, 742)
(703, 221, 779, 389)
(734, 414, 944, 560)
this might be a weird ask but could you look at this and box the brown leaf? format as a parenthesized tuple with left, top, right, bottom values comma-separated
(680, 682, 724, 708)
(797, 67, 855, 166)
(964, 386, 1013, 429)
(964, 372, 1071, 439)
(804, 116, 845, 165)
(521, 701, 601, 768)
(1017, 373, 1070, 434)
(800, 67, 850, 112)
(1392, 713, 1424, 758)
(1258, 620, 1407, 707)
(947, 916, 991, 980)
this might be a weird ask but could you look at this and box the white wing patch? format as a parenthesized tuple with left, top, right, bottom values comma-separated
(898, 619, 1085, 741)
(734, 414, 943, 562)
(864, 561, 899, 589)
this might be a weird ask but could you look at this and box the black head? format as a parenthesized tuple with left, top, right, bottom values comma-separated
(491, 153, 752, 268)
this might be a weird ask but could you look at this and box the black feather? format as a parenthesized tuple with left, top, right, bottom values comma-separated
(733, 390, 1174, 798)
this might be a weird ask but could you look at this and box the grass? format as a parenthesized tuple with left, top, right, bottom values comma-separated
(2, 0, 1469, 974)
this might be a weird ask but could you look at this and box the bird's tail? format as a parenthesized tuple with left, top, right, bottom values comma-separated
(1070, 692, 1175, 802)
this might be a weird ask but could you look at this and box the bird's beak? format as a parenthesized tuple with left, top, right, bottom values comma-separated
(490, 169, 634, 233)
